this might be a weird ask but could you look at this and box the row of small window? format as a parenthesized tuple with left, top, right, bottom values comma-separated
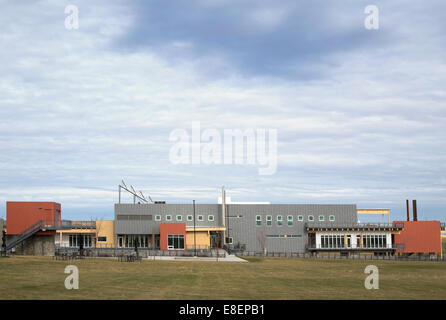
(154, 215, 215, 222)
(256, 215, 335, 226)
(267, 234, 302, 238)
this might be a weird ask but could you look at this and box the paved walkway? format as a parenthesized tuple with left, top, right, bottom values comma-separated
(144, 254, 247, 262)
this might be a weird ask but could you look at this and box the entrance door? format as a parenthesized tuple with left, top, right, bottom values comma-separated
(210, 232, 222, 248)
(118, 236, 123, 248)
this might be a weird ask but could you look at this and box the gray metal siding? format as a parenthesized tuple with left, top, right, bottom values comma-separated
(114, 204, 221, 235)
(114, 203, 357, 253)
(227, 204, 357, 253)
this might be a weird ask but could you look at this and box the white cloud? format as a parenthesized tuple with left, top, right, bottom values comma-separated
(0, 0, 445, 220)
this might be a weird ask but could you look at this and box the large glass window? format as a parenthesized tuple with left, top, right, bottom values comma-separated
(362, 235, 387, 248)
(68, 234, 92, 248)
(287, 215, 293, 226)
(277, 215, 283, 226)
(320, 235, 347, 249)
(124, 235, 149, 248)
(167, 235, 185, 250)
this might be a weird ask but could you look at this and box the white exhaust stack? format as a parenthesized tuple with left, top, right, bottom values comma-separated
(222, 186, 226, 245)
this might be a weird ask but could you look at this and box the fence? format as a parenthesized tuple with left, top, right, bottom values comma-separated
(233, 250, 446, 262)
(54, 246, 226, 258)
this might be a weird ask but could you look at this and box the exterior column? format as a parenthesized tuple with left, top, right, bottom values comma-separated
(360, 234, 363, 248)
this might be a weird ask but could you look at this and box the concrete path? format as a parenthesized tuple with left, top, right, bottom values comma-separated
(143, 254, 247, 262)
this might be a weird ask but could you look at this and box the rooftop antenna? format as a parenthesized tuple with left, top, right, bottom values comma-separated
(118, 180, 153, 204)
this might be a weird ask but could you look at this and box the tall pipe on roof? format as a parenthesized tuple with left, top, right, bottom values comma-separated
(406, 199, 410, 221)
(222, 186, 226, 246)
(412, 199, 418, 221)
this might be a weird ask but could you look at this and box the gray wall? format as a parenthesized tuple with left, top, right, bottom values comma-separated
(115, 203, 222, 235)
(114, 203, 357, 253)
(226, 204, 357, 253)
(11, 235, 55, 256)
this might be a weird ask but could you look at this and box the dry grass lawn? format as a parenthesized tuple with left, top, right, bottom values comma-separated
(0, 255, 445, 299)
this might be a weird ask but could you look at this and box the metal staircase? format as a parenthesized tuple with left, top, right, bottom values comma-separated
(1, 220, 58, 252)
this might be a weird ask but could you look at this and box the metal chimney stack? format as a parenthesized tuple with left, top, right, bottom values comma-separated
(412, 199, 418, 221)
(406, 200, 410, 221)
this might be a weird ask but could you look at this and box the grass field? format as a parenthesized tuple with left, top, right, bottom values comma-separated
(0, 255, 445, 299)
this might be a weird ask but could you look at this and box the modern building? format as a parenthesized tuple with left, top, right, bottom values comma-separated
(2, 191, 445, 257)
(5, 202, 61, 255)
(55, 220, 115, 249)
(113, 201, 400, 255)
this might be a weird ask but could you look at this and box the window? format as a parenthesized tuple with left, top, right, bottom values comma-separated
(362, 235, 387, 248)
(68, 234, 92, 248)
(308, 215, 314, 222)
(97, 236, 106, 242)
(208, 215, 214, 222)
(277, 215, 283, 226)
(329, 215, 335, 222)
(320, 235, 345, 249)
(287, 215, 293, 226)
(256, 215, 261, 226)
(225, 237, 233, 244)
(155, 215, 161, 221)
(166, 215, 172, 221)
(167, 235, 184, 250)
(319, 215, 325, 222)
(297, 215, 303, 222)
(266, 215, 272, 226)
(197, 215, 204, 222)
(124, 235, 148, 248)
(176, 215, 182, 221)
(187, 215, 193, 222)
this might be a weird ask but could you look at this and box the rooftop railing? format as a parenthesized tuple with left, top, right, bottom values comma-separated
(305, 222, 404, 229)
(61, 220, 96, 229)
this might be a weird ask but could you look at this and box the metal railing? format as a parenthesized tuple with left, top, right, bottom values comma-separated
(306, 244, 399, 250)
(53, 246, 226, 258)
(233, 251, 446, 262)
(61, 220, 96, 229)
(3, 219, 58, 251)
(305, 222, 404, 229)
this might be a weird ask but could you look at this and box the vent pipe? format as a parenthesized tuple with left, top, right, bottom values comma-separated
(412, 199, 418, 221)
(406, 200, 410, 221)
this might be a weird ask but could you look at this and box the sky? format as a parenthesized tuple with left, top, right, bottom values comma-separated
(0, 0, 445, 221)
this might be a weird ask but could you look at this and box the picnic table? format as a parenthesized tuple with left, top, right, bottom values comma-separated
(118, 254, 142, 262)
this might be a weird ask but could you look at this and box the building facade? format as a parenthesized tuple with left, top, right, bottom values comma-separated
(114, 202, 404, 255)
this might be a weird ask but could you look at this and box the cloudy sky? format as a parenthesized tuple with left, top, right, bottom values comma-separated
(0, 0, 445, 221)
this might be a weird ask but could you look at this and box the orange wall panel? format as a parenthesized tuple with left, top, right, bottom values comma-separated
(160, 223, 186, 250)
(6, 202, 61, 235)
(394, 221, 441, 254)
